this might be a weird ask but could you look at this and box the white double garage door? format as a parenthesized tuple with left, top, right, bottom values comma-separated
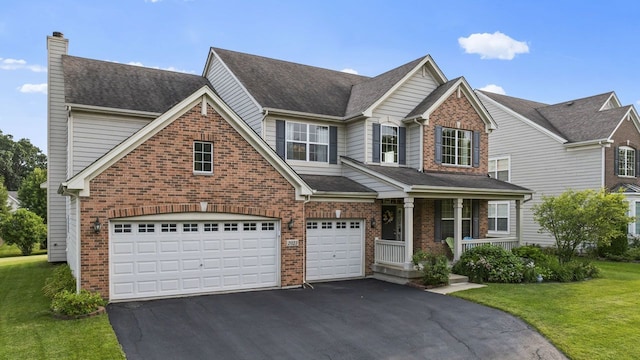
(110, 218, 364, 301)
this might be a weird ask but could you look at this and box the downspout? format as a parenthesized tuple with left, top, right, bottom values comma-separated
(414, 118, 424, 171)
(261, 109, 269, 139)
(302, 195, 314, 289)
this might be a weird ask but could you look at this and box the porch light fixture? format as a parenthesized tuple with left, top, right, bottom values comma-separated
(92, 217, 102, 234)
(288, 218, 294, 230)
(370, 217, 376, 228)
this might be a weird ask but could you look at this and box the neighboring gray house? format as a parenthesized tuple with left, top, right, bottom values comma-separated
(477, 90, 640, 246)
(7, 191, 20, 212)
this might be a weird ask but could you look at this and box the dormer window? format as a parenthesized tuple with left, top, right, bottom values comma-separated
(286, 122, 329, 162)
(618, 146, 636, 177)
(381, 125, 398, 164)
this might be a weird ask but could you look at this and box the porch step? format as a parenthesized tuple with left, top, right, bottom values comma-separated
(449, 273, 469, 284)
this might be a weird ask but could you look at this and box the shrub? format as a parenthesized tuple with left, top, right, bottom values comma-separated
(625, 247, 640, 261)
(452, 245, 524, 283)
(512, 245, 550, 264)
(51, 290, 106, 316)
(544, 258, 600, 282)
(413, 251, 450, 287)
(43, 264, 76, 299)
(0, 208, 47, 256)
(597, 232, 629, 257)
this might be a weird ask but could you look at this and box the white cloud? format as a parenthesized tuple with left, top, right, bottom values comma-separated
(458, 31, 529, 60)
(341, 68, 359, 75)
(114, 60, 193, 73)
(479, 84, 506, 95)
(145, 0, 161, 2)
(18, 83, 48, 94)
(0, 57, 46, 72)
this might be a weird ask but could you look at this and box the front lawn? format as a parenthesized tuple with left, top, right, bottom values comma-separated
(0, 255, 124, 359)
(453, 261, 640, 360)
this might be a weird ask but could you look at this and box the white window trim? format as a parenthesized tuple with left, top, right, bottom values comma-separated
(380, 124, 398, 165)
(442, 128, 472, 167)
(193, 141, 213, 174)
(488, 156, 511, 182)
(285, 121, 330, 163)
(441, 199, 472, 239)
(488, 201, 510, 234)
(618, 146, 636, 178)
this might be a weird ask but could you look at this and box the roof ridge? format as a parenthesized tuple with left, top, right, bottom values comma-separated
(63, 54, 202, 77)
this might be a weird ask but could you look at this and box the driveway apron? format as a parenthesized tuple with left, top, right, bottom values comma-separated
(108, 279, 566, 360)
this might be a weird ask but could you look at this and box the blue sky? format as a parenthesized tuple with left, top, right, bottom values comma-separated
(1, 0, 639, 153)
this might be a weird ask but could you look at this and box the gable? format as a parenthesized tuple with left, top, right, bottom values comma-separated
(61, 87, 312, 198)
(372, 68, 439, 119)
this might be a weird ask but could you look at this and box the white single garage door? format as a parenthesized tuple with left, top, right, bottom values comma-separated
(306, 219, 364, 282)
(110, 220, 278, 301)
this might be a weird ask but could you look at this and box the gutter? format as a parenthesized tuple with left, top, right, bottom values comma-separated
(262, 107, 344, 122)
(564, 139, 613, 149)
(67, 103, 160, 118)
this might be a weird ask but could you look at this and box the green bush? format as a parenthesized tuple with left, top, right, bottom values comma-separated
(512, 244, 550, 263)
(0, 209, 47, 256)
(452, 245, 524, 283)
(43, 264, 76, 299)
(51, 290, 106, 316)
(413, 251, 450, 287)
(597, 233, 629, 257)
(544, 258, 600, 282)
(626, 248, 640, 260)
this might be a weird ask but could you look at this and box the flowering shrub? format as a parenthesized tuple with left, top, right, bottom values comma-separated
(452, 245, 524, 283)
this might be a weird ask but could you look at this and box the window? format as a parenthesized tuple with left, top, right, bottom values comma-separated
(224, 223, 238, 231)
(306, 221, 318, 229)
(618, 146, 636, 177)
(194, 141, 213, 173)
(114, 224, 132, 233)
(441, 199, 471, 239)
(442, 128, 472, 166)
(138, 224, 155, 233)
(161, 223, 177, 232)
(262, 222, 275, 231)
(489, 157, 510, 181)
(381, 125, 398, 164)
(350, 221, 360, 229)
(204, 223, 219, 232)
(336, 221, 347, 229)
(321, 222, 332, 229)
(183, 223, 198, 232)
(488, 202, 509, 233)
(286, 122, 329, 162)
(243, 223, 257, 231)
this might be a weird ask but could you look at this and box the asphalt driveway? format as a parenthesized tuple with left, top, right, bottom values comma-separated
(108, 279, 566, 360)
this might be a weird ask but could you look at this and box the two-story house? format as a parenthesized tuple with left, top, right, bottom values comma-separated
(478, 90, 640, 246)
(47, 32, 530, 301)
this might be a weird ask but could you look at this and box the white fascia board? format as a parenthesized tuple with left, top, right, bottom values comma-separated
(599, 92, 622, 111)
(308, 192, 377, 202)
(262, 107, 344, 122)
(476, 91, 567, 144)
(206, 48, 263, 112)
(362, 55, 448, 118)
(62, 86, 312, 198)
(66, 103, 160, 118)
(564, 139, 613, 151)
(340, 158, 410, 192)
(408, 185, 531, 199)
(608, 107, 640, 139)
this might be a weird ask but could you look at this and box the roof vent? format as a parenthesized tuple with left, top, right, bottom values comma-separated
(566, 101, 574, 106)
(52, 31, 64, 38)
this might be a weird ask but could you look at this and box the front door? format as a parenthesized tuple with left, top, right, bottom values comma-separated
(381, 205, 402, 241)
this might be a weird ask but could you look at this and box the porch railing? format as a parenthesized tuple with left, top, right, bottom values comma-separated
(374, 239, 405, 266)
(461, 237, 519, 254)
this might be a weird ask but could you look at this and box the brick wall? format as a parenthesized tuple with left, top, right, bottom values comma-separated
(605, 116, 640, 189)
(80, 102, 307, 297)
(423, 92, 489, 174)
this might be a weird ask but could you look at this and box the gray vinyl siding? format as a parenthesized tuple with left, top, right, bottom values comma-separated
(372, 70, 438, 119)
(66, 196, 79, 279)
(47, 35, 69, 262)
(346, 120, 366, 162)
(205, 55, 263, 134)
(485, 99, 602, 246)
(71, 113, 150, 176)
(264, 117, 343, 176)
(407, 123, 421, 169)
(343, 167, 398, 194)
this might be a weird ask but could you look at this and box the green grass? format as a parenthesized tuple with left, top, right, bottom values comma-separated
(0, 255, 125, 360)
(0, 243, 47, 258)
(453, 261, 640, 360)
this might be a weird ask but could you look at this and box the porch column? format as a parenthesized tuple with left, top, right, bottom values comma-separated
(403, 197, 414, 270)
(516, 199, 523, 246)
(454, 198, 463, 261)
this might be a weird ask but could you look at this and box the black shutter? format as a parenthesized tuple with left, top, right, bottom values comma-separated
(434, 200, 442, 242)
(636, 148, 640, 178)
(472, 131, 480, 168)
(329, 126, 338, 164)
(472, 200, 480, 239)
(276, 120, 285, 159)
(372, 123, 381, 163)
(435, 125, 442, 164)
(614, 146, 619, 175)
(398, 127, 406, 165)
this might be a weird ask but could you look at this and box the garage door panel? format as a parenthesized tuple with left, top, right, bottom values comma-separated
(110, 220, 279, 300)
(306, 220, 364, 282)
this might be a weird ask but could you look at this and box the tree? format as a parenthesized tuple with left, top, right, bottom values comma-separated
(0, 209, 47, 256)
(533, 189, 632, 263)
(0, 177, 9, 221)
(18, 167, 47, 222)
(0, 130, 47, 191)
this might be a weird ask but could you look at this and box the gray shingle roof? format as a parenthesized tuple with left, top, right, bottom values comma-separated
(406, 77, 461, 118)
(212, 48, 367, 117)
(300, 174, 375, 193)
(62, 55, 212, 113)
(479, 90, 629, 143)
(344, 158, 530, 193)
(611, 183, 640, 193)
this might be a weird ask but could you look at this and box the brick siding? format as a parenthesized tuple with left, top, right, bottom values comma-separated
(605, 116, 640, 189)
